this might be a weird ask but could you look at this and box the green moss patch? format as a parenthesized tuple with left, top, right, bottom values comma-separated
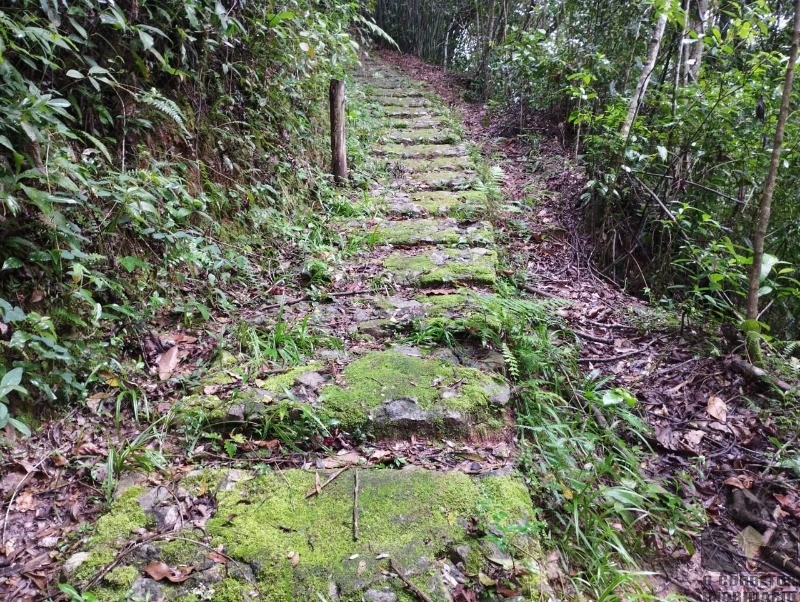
(383, 247, 497, 286)
(319, 349, 507, 437)
(377, 218, 494, 247)
(412, 190, 487, 215)
(382, 106, 439, 118)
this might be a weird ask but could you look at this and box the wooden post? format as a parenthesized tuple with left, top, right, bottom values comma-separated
(329, 79, 347, 182)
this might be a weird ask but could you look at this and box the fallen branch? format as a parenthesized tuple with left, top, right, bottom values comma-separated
(388, 559, 432, 602)
(729, 358, 794, 393)
(521, 283, 563, 300)
(353, 470, 359, 542)
(305, 466, 349, 499)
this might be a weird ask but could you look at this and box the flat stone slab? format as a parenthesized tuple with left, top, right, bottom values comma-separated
(375, 142, 467, 158)
(377, 218, 494, 246)
(398, 155, 474, 172)
(385, 118, 449, 130)
(70, 468, 542, 600)
(382, 106, 438, 118)
(405, 170, 478, 191)
(386, 190, 486, 217)
(321, 349, 509, 436)
(383, 247, 497, 286)
(375, 96, 432, 107)
(384, 128, 461, 144)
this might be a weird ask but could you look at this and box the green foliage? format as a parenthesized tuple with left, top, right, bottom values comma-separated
(0, 0, 365, 408)
(0, 367, 31, 435)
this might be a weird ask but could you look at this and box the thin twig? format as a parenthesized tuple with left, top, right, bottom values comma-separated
(388, 559, 432, 602)
(353, 470, 359, 542)
(305, 466, 349, 499)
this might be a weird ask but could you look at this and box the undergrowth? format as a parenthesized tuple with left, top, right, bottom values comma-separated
(408, 292, 703, 599)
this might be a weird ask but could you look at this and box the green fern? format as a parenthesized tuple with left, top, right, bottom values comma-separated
(139, 88, 188, 135)
(502, 342, 520, 380)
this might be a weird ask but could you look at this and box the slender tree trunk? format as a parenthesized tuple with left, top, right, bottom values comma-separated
(329, 79, 347, 183)
(745, 0, 800, 361)
(620, 0, 673, 141)
(687, 0, 708, 83)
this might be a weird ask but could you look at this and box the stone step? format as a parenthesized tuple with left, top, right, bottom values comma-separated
(382, 107, 440, 119)
(376, 218, 493, 246)
(396, 155, 474, 172)
(383, 118, 449, 130)
(375, 142, 468, 158)
(383, 246, 497, 286)
(385, 190, 488, 217)
(403, 170, 479, 191)
(75, 467, 541, 600)
(374, 96, 432, 108)
(383, 129, 461, 144)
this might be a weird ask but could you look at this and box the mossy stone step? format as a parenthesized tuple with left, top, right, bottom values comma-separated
(383, 118, 449, 130)
(375, 96, 432, 108)
(383, 106, 438, 118)
(377, 218, 494, 246)
(75, 468, 542, 601)
(368, 88, 426, 98)
(397, 155, 474, 172)
(383, 246, 497, 286)
(375, 142, 468, 158)
(321, 349, 510, 437)
(386, 190, 487, 218)
(384, 128, 461, 144)
(405, 170, 479, 191)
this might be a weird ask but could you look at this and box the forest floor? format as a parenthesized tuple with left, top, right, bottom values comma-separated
(1, 52, 799, 602)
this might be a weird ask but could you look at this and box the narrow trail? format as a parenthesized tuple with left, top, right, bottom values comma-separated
(37, 61, 548, 601)
(5, 56, 799, 602)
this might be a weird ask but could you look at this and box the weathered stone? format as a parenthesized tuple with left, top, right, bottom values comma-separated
(383, 247, 497, 286)
(62, 552, 90, 578)
(406, 170, 479, 191)
(398, 155, 474, 172)
(375, 142, 467, 158)
(377, 218, 494, 246)
(295, 371, 327, 388)
(384, 128, 460, 144)
(320, 350, 508, 437)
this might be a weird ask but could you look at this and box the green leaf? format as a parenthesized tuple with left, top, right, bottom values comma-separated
(2, 257, 23, 271)
(0, 367, 26, 399)
(656, 145, 668, 162)
(66, 69, 84, 79)
(759, 253, 781, 282)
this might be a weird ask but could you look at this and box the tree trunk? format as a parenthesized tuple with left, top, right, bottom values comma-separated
(745, 0, 800, 361)
(329, 79, 347, 183)
(620, 0, 672, 142)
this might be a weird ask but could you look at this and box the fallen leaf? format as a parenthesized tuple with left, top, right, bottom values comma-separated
(357, 560, 366, 575)
(706, 396, 728, 422)
(478, 571, 496, 586)
(735, 526, 763, 559)
(285, 550, 300, 567)
(172, 333, 198, 344)
(487, 556, 514, 571)
(207, 551, 229, 564)
(157, 346, 181, 381)
(682, 430, 705, 451)
(14, 491, 36, 512)
(496, 584, 521, 597)
(724, 476, 753, 490)
(144, 561, 193, 583)
(321, 451, 362, 468)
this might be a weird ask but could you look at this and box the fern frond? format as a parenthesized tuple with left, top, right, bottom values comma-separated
(355, 15, 400, 50)
(139, 88, 188, 135)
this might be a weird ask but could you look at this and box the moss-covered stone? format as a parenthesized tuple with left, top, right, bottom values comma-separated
(383, 247, 497, 287)
(202, 467, 541, 601)
(398, 155, 473, 172)
(74, 486, 149, 582)
(375, 96, 432, 107)
(319, 350, 507, 437)
(382, 106, 439, 118)
(377, 218, 494, 247)
(375, 142, 467, 158)
(407, 170, 479, 191)
(383, 129, 461, 144)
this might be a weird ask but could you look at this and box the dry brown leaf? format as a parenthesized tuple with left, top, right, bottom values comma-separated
(724, 476, 754, 490)
(157, 346, 181, 381)
(735, 526, 763, 559)
(172, 333, 198, 344)
(14, 491, 37, 512)
(207, 551, 229, 564)
(478, 571, 496, 586)
(682, 430, 705, 451)
(321, 451, 362, 468)
(285, 550, 300, 567)
(144, 561, 193, 583)
(706, 396, 728, 422)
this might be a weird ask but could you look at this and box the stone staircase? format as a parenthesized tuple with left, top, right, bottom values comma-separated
(66, 63, 545, 602)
